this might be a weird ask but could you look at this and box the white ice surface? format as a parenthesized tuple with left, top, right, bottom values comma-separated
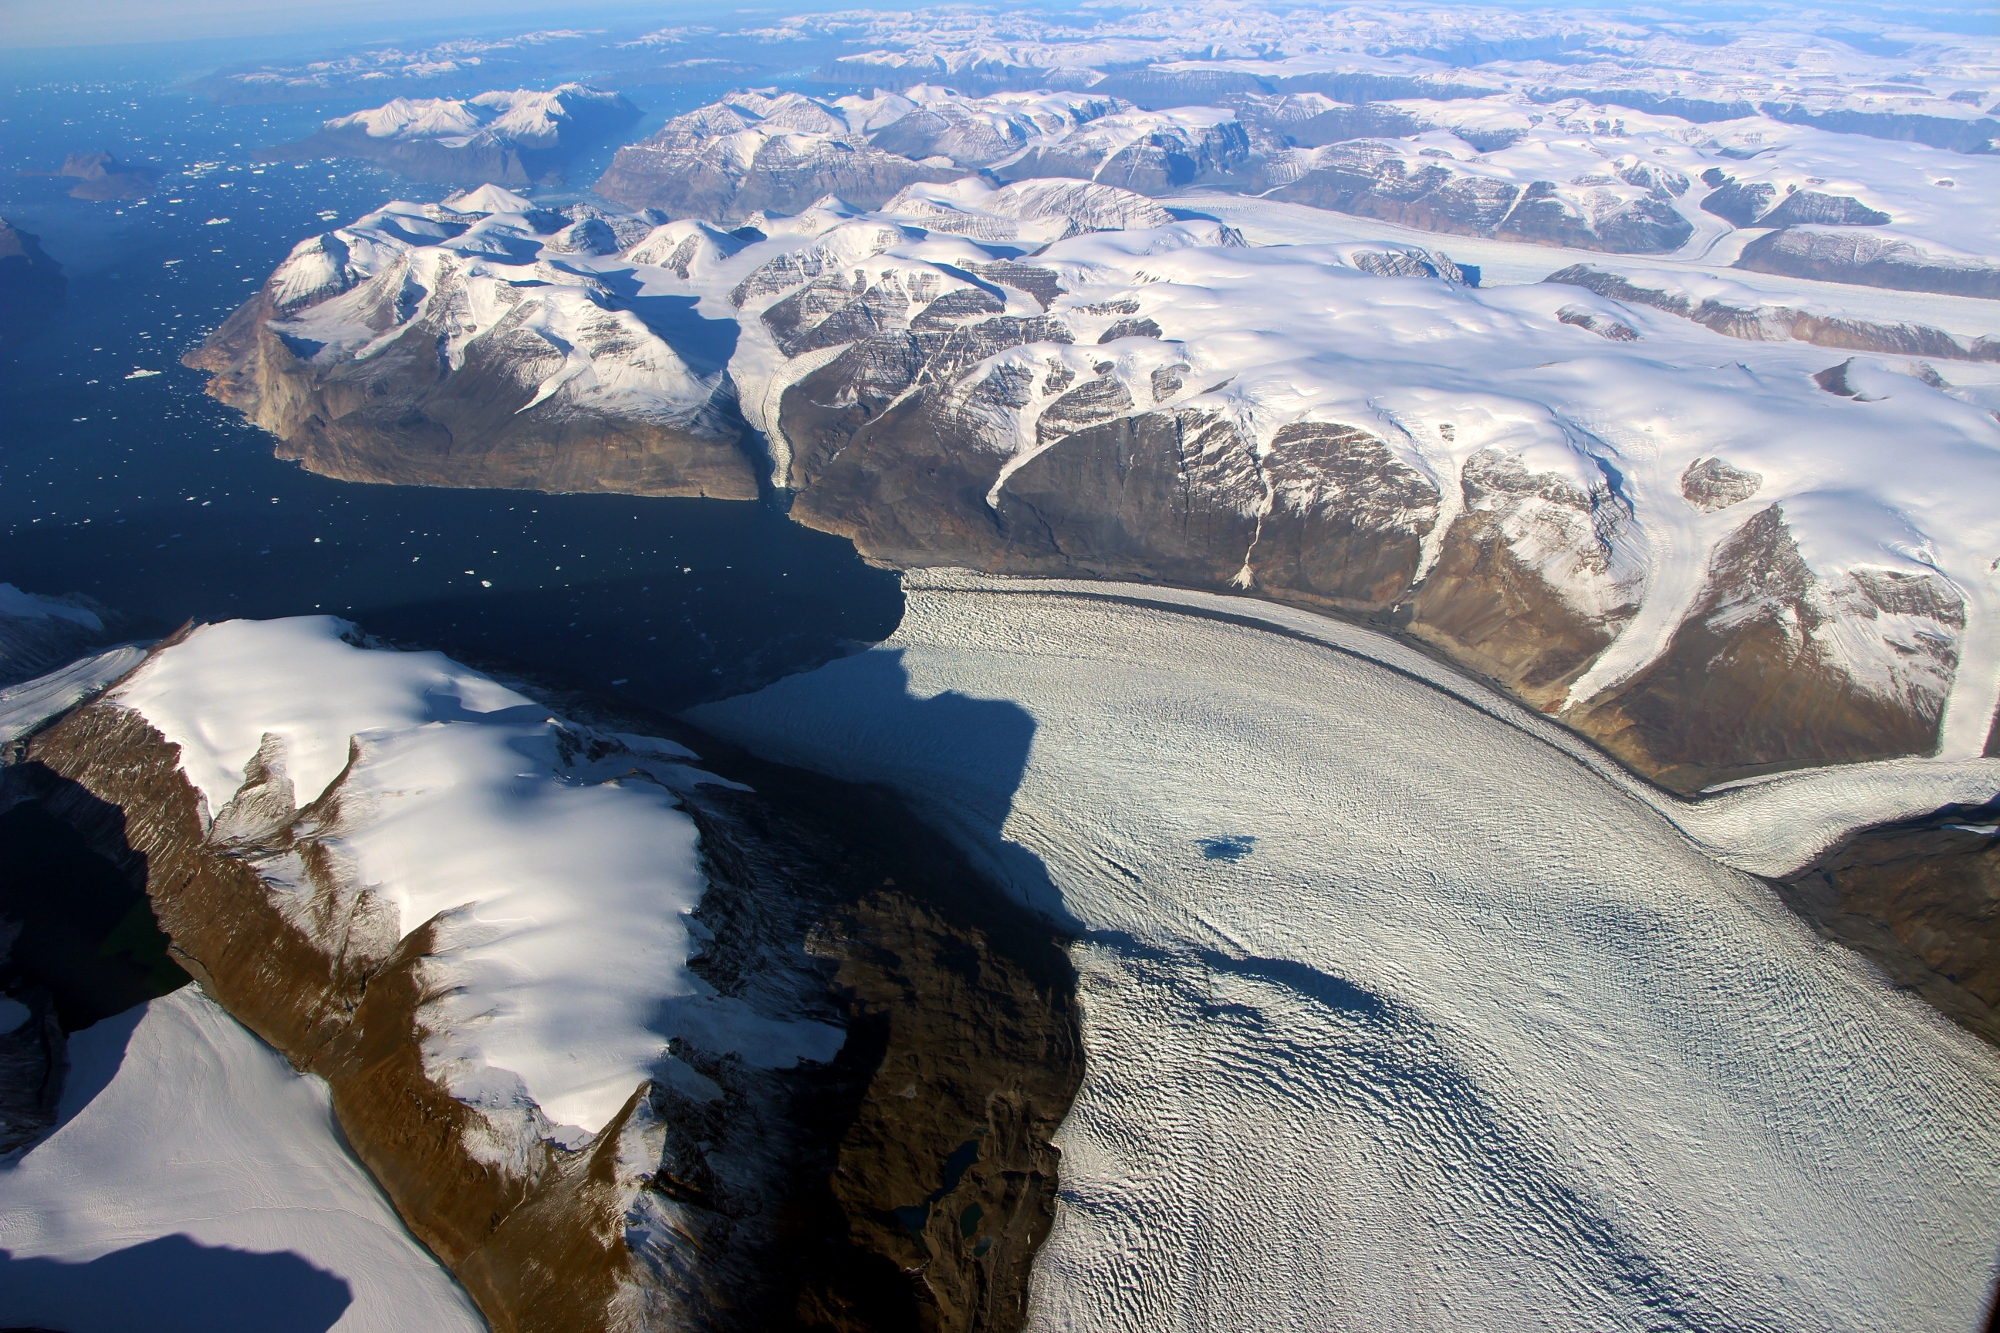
(689, 571, 2000, 1333)
(0, 986, 481, 1333)
(1166, 190, 2000, 339)
(108, 617, 833, 1138)
(0, 644, 146, 746)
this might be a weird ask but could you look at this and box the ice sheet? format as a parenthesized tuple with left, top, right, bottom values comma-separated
(689, 572, 2000, 1333)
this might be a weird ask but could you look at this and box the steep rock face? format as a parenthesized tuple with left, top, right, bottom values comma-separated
(1756, 103, 2000, 155)
(996, 414, 1440, 612)
(1697, 169, 1893, 230)
(1569, 505, 1965, 793)
(1737, 228, 2000, 299)
(1543, 265, 2000, 361)
(185, 200, 757, 500)
(1779, 801, 2000, 1046)
(1407, 450, 1639, 711)
(1270, 145, 1522, 238)
(0, 219, 66, 355)
(5, 645, 1080, 1332)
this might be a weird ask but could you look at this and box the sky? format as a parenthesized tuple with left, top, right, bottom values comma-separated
(0, 0, 704, 48)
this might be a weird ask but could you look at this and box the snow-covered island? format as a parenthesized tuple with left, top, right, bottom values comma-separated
(256, 84, 640, 186)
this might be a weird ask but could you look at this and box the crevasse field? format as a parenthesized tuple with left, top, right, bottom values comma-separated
(690, 570, 2000, 1333)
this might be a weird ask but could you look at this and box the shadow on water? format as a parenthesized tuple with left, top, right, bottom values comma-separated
(0, 1234, 352, 1333)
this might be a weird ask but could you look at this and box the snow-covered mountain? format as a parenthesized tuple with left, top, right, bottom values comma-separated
(195, 179, 2000, 791)
(257, 84, 639, 186)
(185, 185, 753, 498)
(593, 85, 1246, 222)
(596, 80, 1999, 282)
(2, 616, 1078, 1330)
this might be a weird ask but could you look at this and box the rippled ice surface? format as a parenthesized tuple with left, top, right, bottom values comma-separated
(692, 573, 2000, 1333)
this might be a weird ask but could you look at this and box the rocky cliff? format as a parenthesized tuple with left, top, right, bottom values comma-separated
(1736, 227, 2000, 300)
(199, 192, 2000, 795)
(1543, 264, 2000, 361)
(1778, 799, 2000, 1046)
(185, 192, 758, 499)
(0, 624, 1081, 1331)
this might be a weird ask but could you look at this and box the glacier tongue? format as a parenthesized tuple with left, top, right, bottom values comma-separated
(689, 572, 2000, 1333)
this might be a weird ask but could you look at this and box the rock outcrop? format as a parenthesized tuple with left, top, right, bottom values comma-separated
(0, 633, 1081, 1331)
(1568, 505, 1964, 793)
(51, 150, 157, 202)
(1543, 264, 2000, 361)
(1778, 799, 2000, 1046)
(1737, 228, 2000, 300)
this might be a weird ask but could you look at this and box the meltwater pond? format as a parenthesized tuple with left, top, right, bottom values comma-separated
(0, 45, 902, 711)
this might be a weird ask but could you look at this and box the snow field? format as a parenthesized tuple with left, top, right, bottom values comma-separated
(689, 574, 2000, 1333)
(0, 986, 482, 1333)
(114, 617, 836, 1142)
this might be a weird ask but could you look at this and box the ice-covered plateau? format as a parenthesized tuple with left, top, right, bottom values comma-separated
(588, 64, 2000, 284)
(2, 616, 1081, 1332)
(197, 178, 2000, 792)
(592, 86, 1252, 223)
(256, 84, 640, 186)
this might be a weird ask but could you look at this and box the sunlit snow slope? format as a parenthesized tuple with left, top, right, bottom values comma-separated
(0, 986, 481, 1333)
(690, 571, 2000, 1333)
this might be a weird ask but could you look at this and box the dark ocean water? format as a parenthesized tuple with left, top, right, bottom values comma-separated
(0, 48, 903, 711)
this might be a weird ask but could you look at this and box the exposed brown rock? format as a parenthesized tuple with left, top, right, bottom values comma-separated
(1679, 456, 1763, 512)
(1542, 264, 1999, 362)
(185, 286, 759, 500)
(1406, 451, 1634, 711)
(6, 661, 1080, 1333)
(1777, 801, 2000, 1047)
(46, 150, 157, 202)
(1568, 505, 1960, 793)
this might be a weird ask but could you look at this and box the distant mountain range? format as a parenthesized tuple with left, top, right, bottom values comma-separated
(255, 84, 639, 185)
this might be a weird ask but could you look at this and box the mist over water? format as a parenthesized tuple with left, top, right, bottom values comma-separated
(0, 56, 904, 710)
